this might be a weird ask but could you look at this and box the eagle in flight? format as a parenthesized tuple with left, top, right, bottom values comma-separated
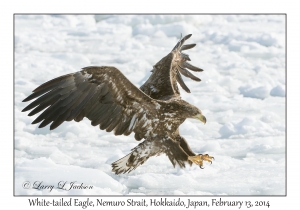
(22, 34, 214, 174)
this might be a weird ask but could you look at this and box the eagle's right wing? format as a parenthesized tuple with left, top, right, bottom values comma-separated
(140, 34, 203, 100)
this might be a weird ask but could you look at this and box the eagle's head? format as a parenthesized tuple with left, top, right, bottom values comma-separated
(173, 100, 206, 124)
(189, 106, 206, 124)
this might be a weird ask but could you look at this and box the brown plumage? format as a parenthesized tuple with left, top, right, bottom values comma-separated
(22, 34, 212, 174)
(140, 34, 203, 100)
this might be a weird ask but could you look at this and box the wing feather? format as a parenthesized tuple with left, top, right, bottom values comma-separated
(177, 65, 201, 81)
(180, 44, 196, 51)
(106, 113, 123, 132)
(175, 69, 191, 93)
(183, 62, 203, 72)
(23, 75, 74, 102)
(114, 115, 132, 136)
(99, 105, 122, 130)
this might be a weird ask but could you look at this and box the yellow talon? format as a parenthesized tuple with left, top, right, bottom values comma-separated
(188, 154, 214, 168)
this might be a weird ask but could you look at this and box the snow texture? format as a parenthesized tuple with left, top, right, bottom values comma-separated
(15, 15, 285, 195)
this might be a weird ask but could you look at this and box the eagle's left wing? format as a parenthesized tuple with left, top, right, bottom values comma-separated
(140, 34, 203, 100)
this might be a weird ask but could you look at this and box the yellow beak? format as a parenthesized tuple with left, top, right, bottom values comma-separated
(194, 114, 206, 124)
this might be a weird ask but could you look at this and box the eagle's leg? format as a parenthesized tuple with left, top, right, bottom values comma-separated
(111, 139, 161, 174)
(176, 135, 196, 166)
(188, 154, 214, 169)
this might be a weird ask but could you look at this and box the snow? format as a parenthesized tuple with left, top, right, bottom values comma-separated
(15, 15, 285, 195)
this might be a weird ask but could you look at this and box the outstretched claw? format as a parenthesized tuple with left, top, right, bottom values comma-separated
(188, 154, 214, 168)
(210, 157, 215, 165)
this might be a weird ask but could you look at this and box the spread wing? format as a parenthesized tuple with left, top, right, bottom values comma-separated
(140, 34, 203, 100)
(22, 66, 162, 139)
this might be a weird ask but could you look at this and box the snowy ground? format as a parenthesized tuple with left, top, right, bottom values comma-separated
(14, 15, 285, 195)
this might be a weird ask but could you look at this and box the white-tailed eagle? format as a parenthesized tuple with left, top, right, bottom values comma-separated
(22, 34, 213, 174)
